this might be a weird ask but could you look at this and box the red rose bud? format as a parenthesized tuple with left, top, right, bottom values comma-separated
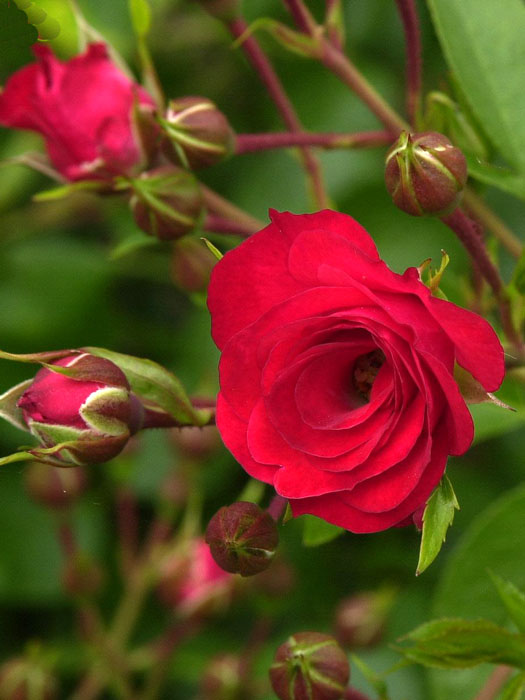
(269, 632, 350, 700)
(16, 353, 144, 466)
(161, 97, 235, 170)
(0, 44, 155, 182)
(171, 237, 217, 293)
(334, 589, 395, 649)
(130, 166, 204, 240)
(201, 654, 248, 700)
(24, 462, 88, 509)
(385, 131, 467, 216)
(205, 501, 279, 577)
(0, 657, 58, 700)
(195, 0, 240, 21)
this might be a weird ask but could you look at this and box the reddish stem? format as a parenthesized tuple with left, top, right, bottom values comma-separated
(228, 17, 329, 208)
(344, 688, 373, 700)
(282, 0, 317, 34)
(472, 666, 513, 700)
(267, 493, 288, 522)
(394, 0, 422, 125)
(116, 487, 139, 576)
(204, 213, 256, 238)
(57, 520, 76, 559)
(235, 130, 392, 153)
(441, 208, 523, 350)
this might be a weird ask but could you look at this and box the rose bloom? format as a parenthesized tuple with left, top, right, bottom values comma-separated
(207, 210, 504, 533)
(0, 43, 153, 181)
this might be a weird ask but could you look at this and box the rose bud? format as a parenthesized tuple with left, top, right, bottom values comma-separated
(24, 462, 88, 509)
(0, 44, 155, 182)
(171, 238, 217, 294)
(129, 166, 204, 240)
(194, 0, 240, 21)
(205, 501, 279, 577)
(161, 97, 235, 170)
(385, 131, 467, 216)
(15, 353, 144, 466)
(334, 589, 395, 649)
(269, 632, 350, 700)
(157, 538, 234, 617)
(201, 653, 248, 700)
(0, 657, 58, 700)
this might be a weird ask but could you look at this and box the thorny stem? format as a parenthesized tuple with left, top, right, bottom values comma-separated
(235, 130, 392, 153)
(463, 189, 523, 259)
(228, 17, 329, 208)
(394, 0, 423, 126)
(471, 665, 513, 700)
(441, 208, 523, 350)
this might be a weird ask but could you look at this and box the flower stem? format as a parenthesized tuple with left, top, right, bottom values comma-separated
(201, 184, 264, 232)
(282, 0, 317, 34)
(441, 208, 523, 350)
(228, 17, 329, 208)
(235, 130, 392, 153)
(472, 666, 513, 700)
(394, 0, 423, 126)
(204, 213, 256, 238)
(463, 189, 523, 259)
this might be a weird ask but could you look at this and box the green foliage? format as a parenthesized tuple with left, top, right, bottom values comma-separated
(416, 474, 459, 575)
(0, 0, 38, 82)
(301, 514, 344, 547)
(128, 0, 151, 38)
(426, 0, 525, 173)
(501, 673, 525, 700)
(490, 572, 525, 635)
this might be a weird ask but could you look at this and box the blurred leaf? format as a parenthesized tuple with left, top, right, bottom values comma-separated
(466, 157, 525, 200)
(430, 484, 525, 699)
(301, 514, 344, 547)
(128, 0, 151, 37)
(0, 0, 38, 82)
(489, 572, 525, 635)
(501, 673, 525, 700)
(426, 0, 525, 173)
(400, 618, 525, 669)
(351, 654, 390, 699)
(417, 474, 459, 575)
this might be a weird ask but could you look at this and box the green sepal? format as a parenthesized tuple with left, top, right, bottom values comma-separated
(416, 474, 459, 575)
(0, 348, 75, 364)
(80, 387, 133, 436)
(233, 18, 322, 59)
(489, 572, 525, 635)
(454, 364, 514, 410)
(200, 237, 223, 260)
(398, 618, 525, 670)
(85, 347, 211, 427)
(41, 353, 129, 389)
(0, 379, 32, 431)
(302, 514, 345, 547)
(33, 180, 110, 202)
(501, 672, 525, 700)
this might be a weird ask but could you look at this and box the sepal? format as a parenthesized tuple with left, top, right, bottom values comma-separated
(233, 19, 322, 59)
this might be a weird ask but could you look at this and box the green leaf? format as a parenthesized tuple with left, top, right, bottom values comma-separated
(85, 347, 211, 427)
(430, 484, 525, 699)
(399, 618, 525, 670)
(128, 0, 151, 37)
(350, 654, 390, 699)
(466, 156, 525, 200)
(416, 474, 459, 575)
(301, 514, 345, 547)
(426, 0, 525, 173)
(501, 673, 525, 700)
(0, 379, 32, 431)
(0, 1, 38, 82)
(33, 180, 106, 202)
(489, 572, 525, 635)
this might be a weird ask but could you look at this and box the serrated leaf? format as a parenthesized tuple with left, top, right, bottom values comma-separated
(489, 572, 525, 635)
(400, 618, 525, 670)
(416, 474, 459, 575)
(128, 0, 151, 37)
(501, 672, 525, 700)
(301, 514, 344, 547)
(426, 0, 525, 173)
(85, 347, 211, 427)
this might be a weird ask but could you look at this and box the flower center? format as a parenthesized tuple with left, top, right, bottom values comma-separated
(352, 349, 385, 401)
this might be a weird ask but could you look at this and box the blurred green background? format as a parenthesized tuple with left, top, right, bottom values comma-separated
(0, 1, 524, 698)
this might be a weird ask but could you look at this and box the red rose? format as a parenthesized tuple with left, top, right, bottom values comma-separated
(207, 210, 504, 533)
(0, 43, 154, 181)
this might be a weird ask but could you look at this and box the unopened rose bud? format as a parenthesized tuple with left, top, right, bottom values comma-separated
(24, 462, 88, 509)
(16, 353, 144, 466)
(195, 0, 240, 21)
(130, 166, 204, 240)
(161, 97, 235, 170)
(335, 589, 395, 649)
(201, 653, 248, 700)
(0, 657, 58, 700)
(270, 632, 350, 700)
(205, 502, 279, 577)
(171, 238, 217, 293)
(385, 131, 467, 216)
